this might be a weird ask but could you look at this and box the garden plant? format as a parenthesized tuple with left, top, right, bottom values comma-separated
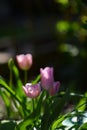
(0, 53, 87, 130)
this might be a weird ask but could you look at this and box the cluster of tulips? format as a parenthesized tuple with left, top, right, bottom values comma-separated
(16, 54, 60, 98)
(0, 53, 85, 129)
(0, 53, 62, 129)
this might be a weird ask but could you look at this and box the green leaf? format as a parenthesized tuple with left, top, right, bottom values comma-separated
(0, 120, 17, 130)
(78, 123, 87, 130)
(17, 91, 46, 130)
(41, 88, 71, 130)
(12, 65, 24, 98)
(35, 90, 46, 115)
(0, 78, 22, 104)
(32, 74, 41, 85)
(0, 89, 10, 107)
(0, 77, 31, 118)
(51, 114, 66, 129)
(15, 79, 25, 99)
(12, 65, 20, 79)
(16, 119, 33, 130)
(56, 21, 70, 32)
(0, 89, 11, 116)
(16, 112, 37, 130)
(76, 92, 87, 111)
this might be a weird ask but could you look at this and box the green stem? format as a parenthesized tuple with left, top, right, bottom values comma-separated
(10, 68, 12, 88)
(0, 79, 22, 104)
(32, 99, 34, 112)
(0, 79, 30, 115)
(24, 70, 28, 84)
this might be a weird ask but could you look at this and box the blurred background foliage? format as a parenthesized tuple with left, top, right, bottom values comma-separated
(0, 0, 87, 93)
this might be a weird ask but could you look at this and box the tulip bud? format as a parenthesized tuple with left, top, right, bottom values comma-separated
(40, 67, 54, 90)
(16, 54, 32, 70)
(49, 81, 60, 96)
(8, 58, 14, 70)
(23, 83, 41, 98)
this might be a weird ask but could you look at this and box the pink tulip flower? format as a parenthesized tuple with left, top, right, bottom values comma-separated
(48, 81, 60, 96)
(40, 67, 60, 95)
(40, 67, 54, 90)
(23, 83, 41, 98)
(16, 54, 32, 70)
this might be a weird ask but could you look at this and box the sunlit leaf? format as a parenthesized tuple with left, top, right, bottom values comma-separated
(32, 74, 41, 85)
(81, 16, 87, 24)
(51, 114, 66, 129)
(0, 78, 22, 104)
(56, 21, 70, 33)
(79, 123, 87, 130)
(76, 92, 87, 111)
(55, 0, 69, 5)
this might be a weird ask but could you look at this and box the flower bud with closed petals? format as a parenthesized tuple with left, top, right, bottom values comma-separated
(48, 81, 60, 96)
(16, 54, 32, 70)
(23, 83, 41, 98)
(40, 67, 54, 90)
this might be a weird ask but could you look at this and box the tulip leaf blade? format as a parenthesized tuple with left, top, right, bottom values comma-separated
(32, 74, 41, 85)
(78, 122, 87, 130)
(41, 88, 71, 130)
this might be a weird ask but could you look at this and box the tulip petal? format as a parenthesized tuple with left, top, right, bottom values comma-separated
(49, 81, 60, 96)
(40, 67, 54, 90)
(16, 54, 33, 70)
(23, 83, 41, 98)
